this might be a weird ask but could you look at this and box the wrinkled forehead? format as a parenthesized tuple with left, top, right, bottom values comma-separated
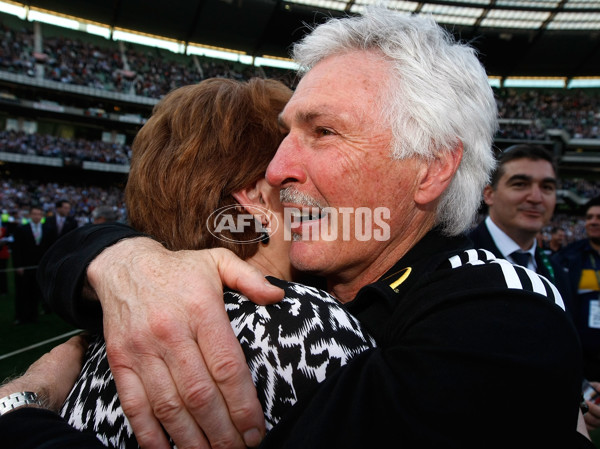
(281, 51, 391, 125)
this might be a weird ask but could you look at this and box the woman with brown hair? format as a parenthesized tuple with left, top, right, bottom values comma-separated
(57, 78, 375, 448)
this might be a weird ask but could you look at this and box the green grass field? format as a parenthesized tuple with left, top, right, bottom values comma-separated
(0, 260, 78, 382)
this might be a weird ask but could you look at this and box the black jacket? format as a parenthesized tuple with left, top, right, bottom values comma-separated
(261, 230, 584, 448)
(32, 223, 588, 448)
(12, 221, 53, 268)
(553, 238, 600, 379)
(44, 214, 79, 242)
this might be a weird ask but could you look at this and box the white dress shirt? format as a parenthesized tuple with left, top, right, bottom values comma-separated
(484, 216, 537, 271)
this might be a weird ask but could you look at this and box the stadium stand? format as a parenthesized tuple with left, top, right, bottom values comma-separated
(0, 10, 599, 239)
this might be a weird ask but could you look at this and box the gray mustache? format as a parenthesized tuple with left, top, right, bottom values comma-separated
(280, 188, 326, 209)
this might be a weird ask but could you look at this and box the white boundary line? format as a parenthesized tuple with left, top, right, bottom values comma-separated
(0, 329, 82, 361)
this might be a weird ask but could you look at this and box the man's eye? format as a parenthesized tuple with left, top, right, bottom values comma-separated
(316, 127, 334, 137)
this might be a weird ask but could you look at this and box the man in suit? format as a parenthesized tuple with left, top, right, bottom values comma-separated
(468, 144, 571, 305)
(12, 205, 53, 324)
(45, 199, 78, 242)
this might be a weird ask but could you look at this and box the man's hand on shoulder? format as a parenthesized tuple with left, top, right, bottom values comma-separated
(87, 238, 284, 449)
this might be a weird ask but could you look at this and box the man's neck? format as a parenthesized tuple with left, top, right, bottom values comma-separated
(487, 216, 536, 251)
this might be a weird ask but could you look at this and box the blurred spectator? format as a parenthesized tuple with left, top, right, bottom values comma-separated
(0, 222, 10, 296)
(91, 205, 118, 224)
(11, 205, 53, 324)
(547, 226, 567, 255)
(553, 196, 600, 433)
(554, 196, 600, 381)
(45, 199, 78, 241)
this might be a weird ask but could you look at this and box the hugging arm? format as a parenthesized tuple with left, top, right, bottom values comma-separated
(37, 223, 285, 449)
(38, 222, 144, 331)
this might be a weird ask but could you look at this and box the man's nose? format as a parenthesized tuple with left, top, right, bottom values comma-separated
(266, 134, 306, 188)
(527, 185, 543, 202)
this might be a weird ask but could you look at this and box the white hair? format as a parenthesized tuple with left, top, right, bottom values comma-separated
(292, 7, 498, 236)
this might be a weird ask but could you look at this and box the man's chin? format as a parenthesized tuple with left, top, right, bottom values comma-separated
(289, 240, 325, 273)
(517, 218, 545, 234)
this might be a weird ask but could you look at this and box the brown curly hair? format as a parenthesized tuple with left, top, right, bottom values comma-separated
(125, 78, 292, 259)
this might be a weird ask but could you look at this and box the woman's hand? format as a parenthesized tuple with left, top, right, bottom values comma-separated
(584, 381, 600, 432)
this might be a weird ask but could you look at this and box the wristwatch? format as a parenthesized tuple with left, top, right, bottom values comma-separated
(0, 392, 42, 416)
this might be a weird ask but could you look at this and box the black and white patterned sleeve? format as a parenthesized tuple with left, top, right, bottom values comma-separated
(445, 248, 565, 310)
(225, 279, 377, 430)
(59, 280, 376, 447)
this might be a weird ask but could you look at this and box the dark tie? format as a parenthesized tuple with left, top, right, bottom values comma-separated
(510, 251, 530, 268)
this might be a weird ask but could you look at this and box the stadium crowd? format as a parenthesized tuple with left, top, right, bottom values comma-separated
(496, 88, 600, 139)
(0, 130, 131, 164)
(0, 19, 295, 96)
(1, 179, 126, 227)
(1, 14, 600, 242)
(1, 17, 599, 141)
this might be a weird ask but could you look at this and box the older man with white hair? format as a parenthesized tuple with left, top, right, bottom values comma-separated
(1, 7, 590, 449)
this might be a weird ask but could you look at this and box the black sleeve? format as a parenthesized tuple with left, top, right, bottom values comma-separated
(260, 295, 585, 449)
(37, 222, 146, 331)
(2, 408, 107, 449)
(11, 226, 25, 268)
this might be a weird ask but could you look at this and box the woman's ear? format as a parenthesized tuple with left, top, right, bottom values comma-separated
(232, 179, 274, 216)
(232, 180, 261, 211)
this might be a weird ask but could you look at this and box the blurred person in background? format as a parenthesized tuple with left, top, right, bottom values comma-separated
(91, 205, 118, 224)
(468, 144, 572, 306)
(545, 226, 567, 256)
(0, 222, 11, 296)
(12, 205, 53, 324)
(555, 196, 600, 433)
(45, 199, 78, 241)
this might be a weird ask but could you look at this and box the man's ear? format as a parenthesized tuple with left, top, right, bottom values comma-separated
(414, 143, 463, 206)
(482, 184, 494, 207)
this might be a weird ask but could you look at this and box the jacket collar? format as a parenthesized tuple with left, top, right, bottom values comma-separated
(346, 228, 472, 336)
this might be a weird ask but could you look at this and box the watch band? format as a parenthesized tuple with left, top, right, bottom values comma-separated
(0, 392, 42, 416)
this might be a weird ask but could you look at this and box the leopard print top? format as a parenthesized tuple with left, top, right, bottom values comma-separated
(60, 278, 376, 448)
